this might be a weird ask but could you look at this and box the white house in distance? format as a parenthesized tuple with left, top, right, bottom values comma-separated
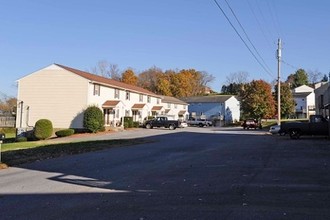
(181, 95, 240, 125)
(16, 64, 188, 130)
(292, 85, 315, 118)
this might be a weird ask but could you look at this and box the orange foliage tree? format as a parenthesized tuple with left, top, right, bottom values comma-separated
(240, 80, 275, 119)
(121, 69, 138, 85)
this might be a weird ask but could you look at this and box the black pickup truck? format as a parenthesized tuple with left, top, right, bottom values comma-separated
(280, 115, 329, 139)
(144, 116, 179, 130)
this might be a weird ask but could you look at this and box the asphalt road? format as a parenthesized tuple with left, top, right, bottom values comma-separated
(1, 127, 330, 220)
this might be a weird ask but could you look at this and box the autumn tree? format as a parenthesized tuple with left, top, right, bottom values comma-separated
(121, 69, 138, 85)
(240, 80, 275, 119)
(155, 73, 172, 96)
(177, 69, 196, 97)
(195, 71, 215, 95)
(138, 66, 163, 92)
(274, 82, 295, 118)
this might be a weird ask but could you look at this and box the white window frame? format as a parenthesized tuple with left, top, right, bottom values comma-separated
(115, 89, 120, 99)
(93, 84, 100, 96)
(126, 91, 130, 100)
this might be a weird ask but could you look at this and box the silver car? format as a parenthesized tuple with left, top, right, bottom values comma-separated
(269, 125, 285, 136)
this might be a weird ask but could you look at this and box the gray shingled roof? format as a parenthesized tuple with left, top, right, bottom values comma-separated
(180, 95, 234, 103)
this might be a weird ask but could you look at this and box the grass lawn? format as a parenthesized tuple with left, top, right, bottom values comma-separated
(1, 138, 152, 167)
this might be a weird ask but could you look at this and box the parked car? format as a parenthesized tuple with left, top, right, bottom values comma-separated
(179, 121, 188, 128)
(143, 116, 179, 130)
(269, 125, 285, 135)
(242, 119, 261, 129)
(187, 117, 212, 127)
(280, 115, 329, 139)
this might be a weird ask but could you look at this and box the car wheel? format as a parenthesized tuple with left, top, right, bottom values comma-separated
(146, 124, 152, 129)
(169, 124, 175, 130)
(289, 129, 301, 139)
(279, 130, 286, 136)
(198, 123, 204, 127)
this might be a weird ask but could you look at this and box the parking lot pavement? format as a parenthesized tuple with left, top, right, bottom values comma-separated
(46, 126, 269, 144)
(1, 126, 330, 219)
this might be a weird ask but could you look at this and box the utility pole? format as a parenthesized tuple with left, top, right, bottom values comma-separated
(277, 38, 282, 125)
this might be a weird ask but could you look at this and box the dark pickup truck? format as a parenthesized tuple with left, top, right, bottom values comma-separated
(144, 116, 180, 130)
(280, 115, 329, 139)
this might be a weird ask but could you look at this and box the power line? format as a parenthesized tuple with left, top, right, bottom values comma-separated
(246, 0, 273, 50)
(281, 60, 300, 70)
(212, 0, 274, 78)
(223, 0, 273, 75)
(268, 0, 284, 38)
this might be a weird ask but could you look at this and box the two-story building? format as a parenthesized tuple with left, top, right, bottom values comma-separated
(292, 85, 315, 118)
(181, 95, 240, 126)
(314, 82, 330, 117)
(160, 96, 188, 121)
(16, 64, 187, 130)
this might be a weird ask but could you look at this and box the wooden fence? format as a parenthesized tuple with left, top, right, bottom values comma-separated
(0, 116, 16, 128)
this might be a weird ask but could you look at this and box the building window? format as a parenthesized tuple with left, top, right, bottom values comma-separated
(126, 91, 130, 100)
(125, 110, 130, 116)
(139, 94, 143, 102)
(183, 105, 186, 109)
(167, 103, 171, 108)
(115, 89, 120, 99)
(147, 95, 151, 103)
(157, 98, 160, 104)
(174, 104, 178, 109)
(93, 84, 100, 96)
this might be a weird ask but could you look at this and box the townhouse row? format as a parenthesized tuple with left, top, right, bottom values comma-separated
(16, 64, 188, 129)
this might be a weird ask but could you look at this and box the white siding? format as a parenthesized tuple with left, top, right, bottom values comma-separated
(224, 96, 240, 122)
(87, 83, 161, 124)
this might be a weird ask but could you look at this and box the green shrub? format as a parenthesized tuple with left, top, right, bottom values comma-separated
(83, 106, 104, 133)
(133, 122, 140, 128)
(124, 117, 133, 128)
(124, 122, 129, 129)
(16, 137, 27, 142)
(55, 129, 75, 137)
(34, 119, 53, 140)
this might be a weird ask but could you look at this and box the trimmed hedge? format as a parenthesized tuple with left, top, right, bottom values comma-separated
(16, 137, 27, 142)
(55, 129, 75, 137)
(34, 119, 53, 140)
(123, 117, 133, 129)
(133, 122, 140, 128)
(83, 106, 104, 133)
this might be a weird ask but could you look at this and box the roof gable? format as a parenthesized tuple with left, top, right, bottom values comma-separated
(293, 85, 314, 93)
(181, 95, 235, 103)
(55, 64, 159, 97)
(161, 96, 188, 105)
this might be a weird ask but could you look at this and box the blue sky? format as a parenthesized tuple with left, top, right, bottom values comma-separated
(1, 0, 329, 97)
